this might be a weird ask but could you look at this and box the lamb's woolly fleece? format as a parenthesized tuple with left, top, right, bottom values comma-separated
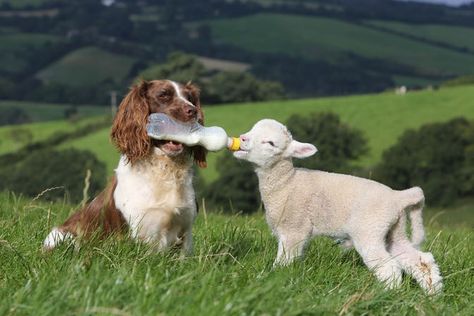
(234, 119, 443, 294)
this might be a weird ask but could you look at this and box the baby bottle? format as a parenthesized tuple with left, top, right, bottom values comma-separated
(147, 113, 240, 152)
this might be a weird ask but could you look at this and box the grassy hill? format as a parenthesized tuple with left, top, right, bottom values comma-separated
(0, 192, 472, 314)
(367, 20, 474, 52)
(1, 85, 473, 180)
(205, 13, 474, 79)
(51, 85, 474, 181)
(36, 46, 136, 87)
(0, 100, 108, 122)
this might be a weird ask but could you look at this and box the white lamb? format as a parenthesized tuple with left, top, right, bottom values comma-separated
(234, 119, 443, 294)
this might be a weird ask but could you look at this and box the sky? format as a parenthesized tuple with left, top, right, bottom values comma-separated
(401, 0, 474, 6)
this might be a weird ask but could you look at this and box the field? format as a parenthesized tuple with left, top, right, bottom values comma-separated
(0, 100, 108, 122)
(51, 85, 474, 180)
(36, 47, 136, 87)
(0, 116, 106, 155)
(1, 85, 473, 180)
(205, 13, 474, 77)
(367, 20, 474, 51)
(0, 192, 473, 315)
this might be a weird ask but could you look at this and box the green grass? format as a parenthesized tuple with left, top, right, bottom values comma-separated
(367, 20, 474, 52)
(36, 46, 136, 87)
(0, 101, 108, 122)
(0, 192, 473, 315)
(0, 116, 106, 155)
(4, 85, 474, 180)
(206, 13, 474, 76)
(0, 32, 60, 74)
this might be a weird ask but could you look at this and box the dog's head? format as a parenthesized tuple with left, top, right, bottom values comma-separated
(111, 80, 207, 167)
(234, 119, 317, 168)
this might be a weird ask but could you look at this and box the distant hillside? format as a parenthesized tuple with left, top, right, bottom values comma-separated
(1, 0, 474, 103)
(205, 13, 474, 84)
(36, 46, 136, 87)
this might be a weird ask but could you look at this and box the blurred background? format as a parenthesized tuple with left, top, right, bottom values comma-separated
(0, 0, 472, 227)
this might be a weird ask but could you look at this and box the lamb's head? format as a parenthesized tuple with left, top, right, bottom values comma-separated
(234, 119, 317, 168)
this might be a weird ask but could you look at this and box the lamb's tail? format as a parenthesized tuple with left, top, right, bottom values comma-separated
(400, 186, 425, 249)
(43, 227, 73, 251)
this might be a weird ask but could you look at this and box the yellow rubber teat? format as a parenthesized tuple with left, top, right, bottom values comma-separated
(228, 137, 240, 151)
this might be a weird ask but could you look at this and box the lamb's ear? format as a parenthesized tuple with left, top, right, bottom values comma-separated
(285, 140, 317, 159)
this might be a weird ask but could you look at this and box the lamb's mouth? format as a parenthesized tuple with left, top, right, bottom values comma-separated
(154, 140, 185, 155)
(233, 149, 249, 159)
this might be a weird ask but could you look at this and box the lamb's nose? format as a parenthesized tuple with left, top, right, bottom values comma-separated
(240, 135, 249, 142)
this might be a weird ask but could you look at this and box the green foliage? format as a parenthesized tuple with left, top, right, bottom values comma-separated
(206, 71, 285, 103)
(202, 152, 259, 214)
(0, 148, 106, 203)
(0, 106, 30, 126)
(140, 52, 207, 85)
(375, 117, 474, 206)
(287, 112, 368, 173)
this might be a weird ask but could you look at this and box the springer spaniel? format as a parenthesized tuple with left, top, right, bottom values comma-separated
(43, 80, 207, 255)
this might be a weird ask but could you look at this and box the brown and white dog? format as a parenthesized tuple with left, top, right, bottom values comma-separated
(43, 80, 207, 255)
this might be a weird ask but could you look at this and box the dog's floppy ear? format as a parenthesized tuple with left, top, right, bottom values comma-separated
(186, 82, 207, 168)
(111, 80, 151, 164)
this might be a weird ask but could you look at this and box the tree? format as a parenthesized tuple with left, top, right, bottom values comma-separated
(140, 52, 207, 86)
(375, 117, 474, 206)
(206, 71, 285, 104)
(202, 152, 260, 214)
(0, 149, 107, 203)
(286, 112, 368, 173)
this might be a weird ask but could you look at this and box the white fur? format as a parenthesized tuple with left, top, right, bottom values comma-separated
(235, 119, 443, 294)
(43, 227, 73, 250)
(169, 80, 196, 108)
(114, 148, 197, 254)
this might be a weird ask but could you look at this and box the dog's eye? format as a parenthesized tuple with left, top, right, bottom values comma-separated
(158, 89, 172, 98)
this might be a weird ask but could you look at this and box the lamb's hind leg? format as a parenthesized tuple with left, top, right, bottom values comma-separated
(391, 241, 442, 294)
(388, 214, 443, 294)
(352, 233, 402, 289)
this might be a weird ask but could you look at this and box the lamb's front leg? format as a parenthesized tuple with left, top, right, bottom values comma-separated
(180, 228, 193, 258)
(273, 232, 309, 267)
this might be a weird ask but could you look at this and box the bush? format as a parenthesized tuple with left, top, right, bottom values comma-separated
(286, 112, 368, 173)
(202, 152, 260, 214)
(375, 117, 474, 206)
(0, 148, 107, 203)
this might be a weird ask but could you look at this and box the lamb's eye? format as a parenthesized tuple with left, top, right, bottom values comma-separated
(263, 141, 275, 146)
